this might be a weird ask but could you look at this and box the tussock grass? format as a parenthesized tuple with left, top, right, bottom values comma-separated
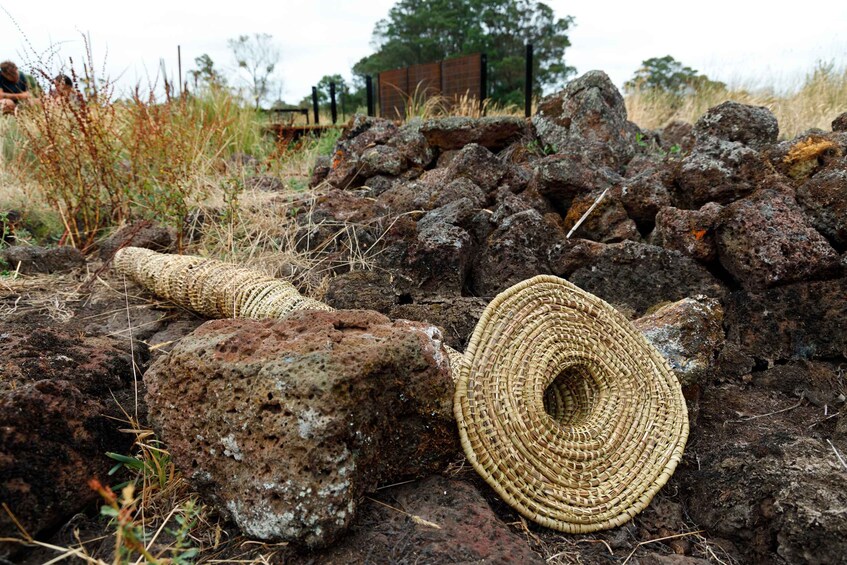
(626, 63, 847, 138)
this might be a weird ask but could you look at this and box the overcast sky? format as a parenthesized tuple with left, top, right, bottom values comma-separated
(2, 1, 845, 102)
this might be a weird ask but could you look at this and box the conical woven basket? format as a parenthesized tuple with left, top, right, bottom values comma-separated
(453, 275, 688, 533)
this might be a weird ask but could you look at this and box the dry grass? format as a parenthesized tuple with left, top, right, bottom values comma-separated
(626, 63, 847, 138)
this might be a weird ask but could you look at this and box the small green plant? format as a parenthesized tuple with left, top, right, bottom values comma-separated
(167, 500, 201, 565)
(106, 437, 173, 491)
(526, 139, 558, 156)
(90, 479, 160, 563)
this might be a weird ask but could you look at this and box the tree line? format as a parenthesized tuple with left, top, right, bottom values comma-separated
(192, 1, 725, 112)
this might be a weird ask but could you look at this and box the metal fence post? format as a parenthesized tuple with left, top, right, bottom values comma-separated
(366, 76, 374, 117)
(312, 86, 319, 125)
(330, 82, 337, 124)
(480, 53, 488, 114)
(525, 43, 534, 118)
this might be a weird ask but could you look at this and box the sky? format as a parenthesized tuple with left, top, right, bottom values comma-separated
(1, 1, 845, 103)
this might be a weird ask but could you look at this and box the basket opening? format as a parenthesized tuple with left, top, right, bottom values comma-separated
(543, 364, 600, 426)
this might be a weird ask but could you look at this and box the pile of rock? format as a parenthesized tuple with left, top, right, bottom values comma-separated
(3, 69, 846, 564)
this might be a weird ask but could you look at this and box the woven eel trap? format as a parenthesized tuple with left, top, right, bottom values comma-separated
(454, 274, 688, 533)
(114, 248, 688, 533)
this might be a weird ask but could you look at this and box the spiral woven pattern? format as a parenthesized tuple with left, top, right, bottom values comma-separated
(453, 275, 688, 533)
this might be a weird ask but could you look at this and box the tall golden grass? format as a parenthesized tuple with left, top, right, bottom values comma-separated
(625, 63, 847, 138)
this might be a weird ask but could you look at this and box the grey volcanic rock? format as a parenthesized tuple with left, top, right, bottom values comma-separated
(144, 311, 458, 548)
(722, 277, 847, 363)
(563, 188, 640, 243)
(408, 217, 474, 296)
(716, 189, 841, 289)
(389, 296, 487, 350)
(533, 70, 640, 171)
(324, 270, 401, 314)
(420, 116, 529, 150)
(529, 153, 622, 214)
(99, 220, 176, 259)
(618, 167, 673, 227)
(634, 296, 724, 387)
(444, 143, 510, 194)
(386, 119, 435, 168)
(470, 209, 565, 296)
(832, 111, 847, 132)
(679, 381, 847, 564)
(554, 241, 726, 318)
(313, 476, 544, 564)
(674, 135, 773, 207)
(1, 245, 84, 274)
(326, 117, 399, 189)
(795, 167, 847, 250)
(694, 101, 779, 149)
(654, 203, 723, 263)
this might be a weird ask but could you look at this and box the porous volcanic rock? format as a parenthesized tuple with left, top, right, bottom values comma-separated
(324, 270, 403, 314)
(654, 203, 723, 263)
(674, 135, 774, 207)
(552, 241, 726, 318)
(99, 220, 176, 259)
(618, 167, 674, 229)
(767, 132, 844, 182)
(1, 245, 84, 275)
(386, 119, 435, 169)
(326, 117, 399, 189)
(420, 116, 529, 151)
(715, 189, 841, 289)
(378, 173, 487, 215)
(694, 101, 779, 149)
(832, 111, 847, 132)
(443, 143, 511, 194)
(563, 188, 640, 243)
(634, 296, 724, 388)
(309, 155, 331, 187)
(311, 476, 544, 564)
(679, 381, 847, 564)
(389, 296, 487, 350)
(144, 311, 458, 548)
(408, 217, 474, 296)
(722, 276, 847, 363)
(658, 120, 695, 152)
(357, 145, 407, 177)
(795, 167, 847, 250)
(532, 70, 640, 171)
(470, 209, 565, 296)
(529, 153, 622, 215)
(0, 326, 135, 555)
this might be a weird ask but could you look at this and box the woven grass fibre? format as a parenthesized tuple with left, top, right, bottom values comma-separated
(114, 248, 688, 533)
(113, 247, 333, 319)
(453, 275, 689, 533)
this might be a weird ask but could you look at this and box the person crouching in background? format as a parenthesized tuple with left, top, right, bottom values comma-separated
(0, 61, 34, 115)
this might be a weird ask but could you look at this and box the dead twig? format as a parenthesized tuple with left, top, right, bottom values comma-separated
(726, 398, 804, 424)
(621, 530, 704, 565)
(365, 497, 441, 529)
(566, 187, 609, 239)
(827, 439, 847, 471)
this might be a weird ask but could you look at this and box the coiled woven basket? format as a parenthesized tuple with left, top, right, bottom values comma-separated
(453, 275, 688, 533)
(114, 247, 688, 533)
